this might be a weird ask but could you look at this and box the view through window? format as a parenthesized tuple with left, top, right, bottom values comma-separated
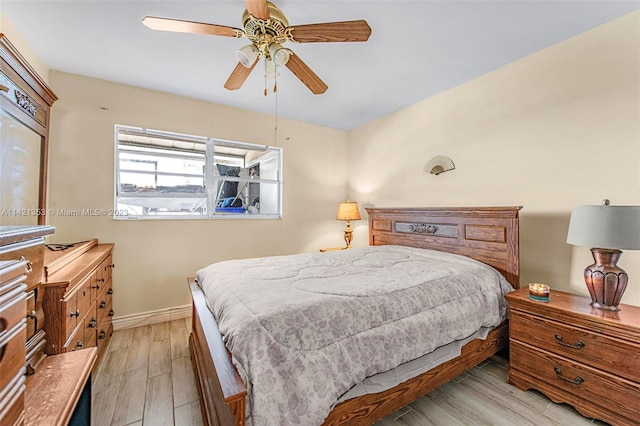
(115, 125, 282, 219)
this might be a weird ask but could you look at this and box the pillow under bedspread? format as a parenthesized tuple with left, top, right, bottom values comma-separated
(196, 245, 513, 426)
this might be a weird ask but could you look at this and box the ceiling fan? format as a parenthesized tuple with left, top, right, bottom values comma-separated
(142, 0, 371, 95)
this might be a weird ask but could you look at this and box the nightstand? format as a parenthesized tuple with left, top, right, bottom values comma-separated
(505, 287, 640, 425)
(319, 247, 346, 253)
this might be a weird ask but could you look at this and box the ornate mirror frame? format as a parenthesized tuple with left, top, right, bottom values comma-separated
(0, 34, 57, 225)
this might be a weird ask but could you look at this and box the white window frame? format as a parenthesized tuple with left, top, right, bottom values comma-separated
(114, 125, 282, 220)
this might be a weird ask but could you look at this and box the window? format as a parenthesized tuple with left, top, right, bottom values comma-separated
(115, 125, 282, 219)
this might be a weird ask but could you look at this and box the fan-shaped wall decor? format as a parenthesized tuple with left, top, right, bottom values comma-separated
(423, 155, 455, 175)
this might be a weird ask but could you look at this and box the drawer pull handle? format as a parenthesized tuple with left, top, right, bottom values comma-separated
(99, 330, 106, 339)
(554, 367, 584, 385)
(97, 278, 105, 283)
(99, 301, 106, 309)
(88, 318, 97, 328)
(26, 310, 37, 320)
(107, 289, 113, 295)
(109, 309, 114, 317)
(76, 341, 84, 350)
(110, 264, 115, 269)
(91, 284, 100, 290)
(69, 310, 80, 318)
(554, 334, 585, 349)
(19, 256, 33, 275)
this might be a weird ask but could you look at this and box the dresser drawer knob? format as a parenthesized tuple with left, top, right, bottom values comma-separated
(99, 301, 106, 309)
(97, 278, 105, 283)
(554, 334, 585, 349)
(88, 318, 97, 328)
(69, 310, 80, 318)
(109, 309, 114, 317)
(76, 341, 84, 350)
(99, 330, 106, 339)
(107, 289, 113, 295)
(554, 367, 584, 385)
(19, 256, 33, 275)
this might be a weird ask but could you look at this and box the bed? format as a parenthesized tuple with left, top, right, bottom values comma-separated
(188, 206, 521, 425)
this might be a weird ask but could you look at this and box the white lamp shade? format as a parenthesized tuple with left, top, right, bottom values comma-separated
(269, 43, 291, 66)
(567, 204, 640, 250)
(237, 44, 259, 68)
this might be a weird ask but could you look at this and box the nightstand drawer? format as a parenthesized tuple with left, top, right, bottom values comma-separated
(511, 341, 640, 423)
(511, 311, 640, 382)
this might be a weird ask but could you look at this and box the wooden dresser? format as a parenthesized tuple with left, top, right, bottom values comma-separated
(506, 287, 640, 425)
(0, 259, 29, 426)
(0, 226, 55, 426)
(42, 239, 114, 365)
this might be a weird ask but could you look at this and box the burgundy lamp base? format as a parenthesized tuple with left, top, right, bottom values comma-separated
(584, 248, 628, 311)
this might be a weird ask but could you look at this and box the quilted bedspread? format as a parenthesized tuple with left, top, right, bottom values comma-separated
(196, 245, 513, 425)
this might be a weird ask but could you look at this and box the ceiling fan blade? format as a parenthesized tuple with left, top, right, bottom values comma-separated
(244, 0, 270, 20)
(143, 16, 243, 38)
(288, 20, 371, 43)
(285, 53, 328, 95)
(224, 59, 259, 90)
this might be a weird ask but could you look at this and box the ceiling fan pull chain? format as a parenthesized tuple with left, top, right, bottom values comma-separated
(264, 59, 268, 96)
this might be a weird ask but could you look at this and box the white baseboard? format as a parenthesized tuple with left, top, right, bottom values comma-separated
(112, 304, 191, 331)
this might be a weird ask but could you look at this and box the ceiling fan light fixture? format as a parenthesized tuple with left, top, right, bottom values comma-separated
(269, 43, 291, 66)
(264, 58, 279, 78)
(237, 44, 259, 68)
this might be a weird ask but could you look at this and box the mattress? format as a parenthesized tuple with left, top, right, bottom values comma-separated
(196, 245, 513, 425)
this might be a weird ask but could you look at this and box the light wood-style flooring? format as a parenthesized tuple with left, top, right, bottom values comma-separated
(92, 320, 607, 425)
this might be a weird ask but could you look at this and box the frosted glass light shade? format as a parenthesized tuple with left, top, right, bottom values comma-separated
(567, 204, 640, 250)
(269, 43, 291, 66)
(237, 44, 259, 68)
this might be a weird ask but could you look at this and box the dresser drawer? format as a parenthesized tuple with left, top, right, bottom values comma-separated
(511, 311, 639, 382)
(76, 275, 93, 322)
(0, 321, 27, 392)
(0, 239, 44, 291)
(511, 340, 640, 422)
(84, 306, 98, 349)
(0, 371, 26, 426)
(0, 282, 27, 335)
(62, 323, 85, 353)
(63, 292, 79, 341)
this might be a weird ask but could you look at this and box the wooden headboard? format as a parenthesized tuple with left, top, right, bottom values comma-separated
(366, 207, 521, 289)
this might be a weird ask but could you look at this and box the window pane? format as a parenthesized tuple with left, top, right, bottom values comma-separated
(115, 125, 281, 219)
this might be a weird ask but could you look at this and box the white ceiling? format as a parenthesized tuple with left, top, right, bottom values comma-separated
(2, 1, 639, 131)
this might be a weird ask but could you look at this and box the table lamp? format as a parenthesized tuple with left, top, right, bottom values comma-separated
(336, 201, 361, 249)
(566, 200, 640, 311)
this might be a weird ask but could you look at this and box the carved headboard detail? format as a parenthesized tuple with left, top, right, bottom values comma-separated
(366, 207, 521, 289)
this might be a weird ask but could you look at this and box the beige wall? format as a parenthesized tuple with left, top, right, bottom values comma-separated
(47, 72, 349, 316)
(348, 12, 640, 306)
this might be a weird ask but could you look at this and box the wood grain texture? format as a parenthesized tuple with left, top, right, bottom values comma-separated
(142, 17, 242, 37)
(289, 20, 372, 43)
(367, 207, 521, 289)
(507, 287, 640, 425)
(224, 60, 258, 91)
(285, 53, 328, 94)
(93, 321, 599, 426)
(144, 373, 174, 426)
(188, 206, 522, 425)
(243, 0, 269, 20)
(24, 348, 97, 426)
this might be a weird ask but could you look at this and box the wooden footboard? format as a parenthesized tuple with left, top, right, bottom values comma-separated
(189, 277, 508, 426)
(189, 279, 246, 426)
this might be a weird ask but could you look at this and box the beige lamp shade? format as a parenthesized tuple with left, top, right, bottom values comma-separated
(567, 204, 640, 250)
(336, 201, 361, 221)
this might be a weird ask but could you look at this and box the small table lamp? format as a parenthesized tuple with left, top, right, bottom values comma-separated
(566, 200, 640, 311)
(336, 201, 361, 249)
